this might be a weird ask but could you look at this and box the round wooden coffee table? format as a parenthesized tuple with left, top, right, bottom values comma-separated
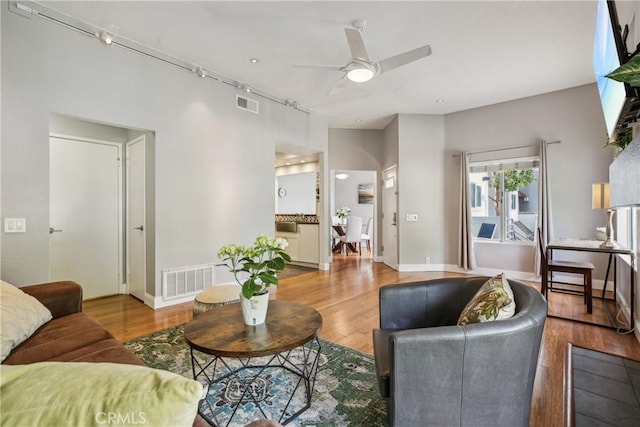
(184, 300, 323, 426)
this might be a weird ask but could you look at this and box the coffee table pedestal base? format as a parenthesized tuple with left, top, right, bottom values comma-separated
(191, 338, 322, 426)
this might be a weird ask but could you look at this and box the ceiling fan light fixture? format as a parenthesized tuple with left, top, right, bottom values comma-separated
(346, 67, 374, 83)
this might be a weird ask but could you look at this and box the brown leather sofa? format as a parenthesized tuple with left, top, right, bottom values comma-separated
(2, 281, 144, 365)
(2, 280, 207, 427)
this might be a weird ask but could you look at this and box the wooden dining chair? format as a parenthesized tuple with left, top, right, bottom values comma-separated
(537, 228, 595, 313)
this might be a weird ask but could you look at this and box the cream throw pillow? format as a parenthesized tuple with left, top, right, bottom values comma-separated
(457, 273, 516, 325)
(1, 362, 204, 426)
(0, 280, 53, 362)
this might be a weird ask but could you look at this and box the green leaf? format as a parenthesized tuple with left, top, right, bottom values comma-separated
(268, 257, 285, 270)
(280, 252, 292, 262)
(606, 53, 640, 85)
(629, 75, 640, 87)
(258, 273, 278, 285)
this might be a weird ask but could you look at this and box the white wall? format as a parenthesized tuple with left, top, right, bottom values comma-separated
(397, 114, 446, 267)
(445, 84, 614, 276)
(1, 8, 328, 295)
(275, 172, 316, 214)
(333, 170, 375, 226)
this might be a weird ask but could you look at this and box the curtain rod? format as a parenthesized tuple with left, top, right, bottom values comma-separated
(451, 140, 561, 157)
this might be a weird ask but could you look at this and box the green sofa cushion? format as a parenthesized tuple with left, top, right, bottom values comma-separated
(1, 361, 203, 427)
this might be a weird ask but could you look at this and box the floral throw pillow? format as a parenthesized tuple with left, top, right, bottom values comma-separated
(457, 273, 516, 325)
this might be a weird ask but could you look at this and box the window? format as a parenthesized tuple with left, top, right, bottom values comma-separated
(470, 183, 482, 208)
(469, 157, 539, 243)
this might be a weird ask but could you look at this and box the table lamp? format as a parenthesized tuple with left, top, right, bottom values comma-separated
(592, 182, 614, 248)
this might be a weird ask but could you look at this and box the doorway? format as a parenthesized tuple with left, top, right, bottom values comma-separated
(331, 169, 377, 259)
(49, 115, 154, 301)
(126, 135, 146, 301)
(382, 166, 398, 269)
(49, 135, 122, 299)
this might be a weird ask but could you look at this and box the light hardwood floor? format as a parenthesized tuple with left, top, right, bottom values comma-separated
(84, 254, 640, 427)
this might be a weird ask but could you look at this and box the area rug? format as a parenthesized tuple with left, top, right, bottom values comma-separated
(571, 345, 640, 426)
(124, 325, 387, 426)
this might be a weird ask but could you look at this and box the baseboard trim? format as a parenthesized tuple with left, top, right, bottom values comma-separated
(149, 293, 197, 309)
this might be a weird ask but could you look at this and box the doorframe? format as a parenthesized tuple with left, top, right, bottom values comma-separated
(49, 133, 124, 293)
(329, 169, 378, 260)
(382, 164, 398, 270)
(125, 135, 146, 299)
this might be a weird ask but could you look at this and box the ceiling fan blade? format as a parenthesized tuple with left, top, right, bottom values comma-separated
(328, 75, 349, 96)
(291, 63, 344, 71)
(344, 28, 370, 62)
(377, 45, 432, 73)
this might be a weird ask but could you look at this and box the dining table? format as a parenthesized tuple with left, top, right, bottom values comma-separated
(331, 224, 358, 253)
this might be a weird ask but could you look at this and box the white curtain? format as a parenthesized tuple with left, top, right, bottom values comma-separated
(459, 152, 476, 269)
(535, 140, 554, 275)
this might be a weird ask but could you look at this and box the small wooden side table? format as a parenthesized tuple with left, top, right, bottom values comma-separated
(184, 300, 323, 426)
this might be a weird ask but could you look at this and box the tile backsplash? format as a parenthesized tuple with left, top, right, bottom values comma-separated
(275, 214, 319, 224)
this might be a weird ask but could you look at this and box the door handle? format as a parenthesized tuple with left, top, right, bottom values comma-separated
(49, 227, 63, 234)
(134, 225, 144, 231)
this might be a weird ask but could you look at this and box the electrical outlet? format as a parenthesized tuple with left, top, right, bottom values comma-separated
(425, 257, 430, 264)
(4, 218, 26, 233)
(406, 214, 418, 222)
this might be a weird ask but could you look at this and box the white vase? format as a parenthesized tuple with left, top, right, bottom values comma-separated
(239, 292, 270, 326)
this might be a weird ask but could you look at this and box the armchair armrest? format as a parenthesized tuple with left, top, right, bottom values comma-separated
(20, 281, 83, 319)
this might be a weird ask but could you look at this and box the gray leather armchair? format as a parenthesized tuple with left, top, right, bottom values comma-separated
(373, 276, 547, 426)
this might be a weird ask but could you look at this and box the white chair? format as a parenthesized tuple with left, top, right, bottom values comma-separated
(330, 215, 342, 249)
(340, 216, 363, 255)
(361, 217, 372, 252)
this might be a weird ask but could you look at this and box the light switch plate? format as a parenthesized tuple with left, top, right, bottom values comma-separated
(406, 214, 418, 222)
(4, 218, 26, 233)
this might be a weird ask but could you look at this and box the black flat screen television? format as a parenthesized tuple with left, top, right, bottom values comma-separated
(593, 0, 640, 139)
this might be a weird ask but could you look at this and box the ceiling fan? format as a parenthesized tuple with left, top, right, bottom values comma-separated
(293, 19, 432, 95)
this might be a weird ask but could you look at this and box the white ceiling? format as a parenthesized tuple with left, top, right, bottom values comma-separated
(42, 1, 598, 130)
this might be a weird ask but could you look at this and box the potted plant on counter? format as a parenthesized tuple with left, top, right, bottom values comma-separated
(217, 235, 290, 326)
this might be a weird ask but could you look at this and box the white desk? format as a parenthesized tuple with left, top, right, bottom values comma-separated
(547, 238, 635, 331)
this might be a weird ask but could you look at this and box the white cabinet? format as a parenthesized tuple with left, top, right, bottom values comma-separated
(276, 223, 318, 265)
(297, 224, 319, 264)
(276, 232, 299, 261)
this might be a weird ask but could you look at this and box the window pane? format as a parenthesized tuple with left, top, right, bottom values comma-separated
(469, 167, 538, 243)
(503, 168, 538, 242)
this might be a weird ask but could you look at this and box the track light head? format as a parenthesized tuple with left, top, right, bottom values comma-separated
(194, 66, 207, 78)
(96, 23, 118, 46)
(98, 30, 113, 45)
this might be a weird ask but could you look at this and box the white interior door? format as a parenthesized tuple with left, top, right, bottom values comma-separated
(382, 166, 398, 270)
(50, 136, 121, 299)
(126, 136, 146, 301)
